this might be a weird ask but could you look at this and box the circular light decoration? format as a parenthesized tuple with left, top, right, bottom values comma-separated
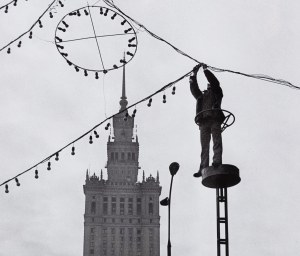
(55, 5, 138, 75)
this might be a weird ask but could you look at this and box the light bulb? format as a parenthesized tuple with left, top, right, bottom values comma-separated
(163, 94, 166, 103)
(35, 169, 39, 179)
(15, 178, 20, 186)
(172, 86, 176, 95)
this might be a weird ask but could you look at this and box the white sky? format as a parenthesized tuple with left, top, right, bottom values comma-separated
(0, 0, 300, 256)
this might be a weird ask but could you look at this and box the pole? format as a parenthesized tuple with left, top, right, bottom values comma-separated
(168, 175, 174, 256)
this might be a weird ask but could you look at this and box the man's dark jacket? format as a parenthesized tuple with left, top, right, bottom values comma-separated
(190, 69, 225, 126)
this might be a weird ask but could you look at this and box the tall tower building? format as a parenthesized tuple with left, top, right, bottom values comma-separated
(83, 66, 161, 256)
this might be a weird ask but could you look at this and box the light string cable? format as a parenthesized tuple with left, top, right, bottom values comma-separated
(103, 0, 300, 90)
(0, 0, 23, 13)
(0, 0, 65, 53)
(0, 68, 192, 189)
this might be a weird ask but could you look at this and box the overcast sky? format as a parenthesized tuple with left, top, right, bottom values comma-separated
(0, 0, 300, 256)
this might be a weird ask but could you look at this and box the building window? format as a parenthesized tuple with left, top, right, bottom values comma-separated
(120, 228, 124, 235)
(114, 152, 118, 160)
(111, 197, 116, 215)
(111, 152, 114, 161)
(132, 152, 135, 160)
(111, 228, 115, 234)
(127, 152, 131, 160)
(91, 202, 96, 214)
(137, 198, 142, 215)
(90, 227, 94, 234)
(120, 198, 125, 215)
(128, 198, 133, 215)
(121, 152, 125, 160)
(90, 249, 94, 254)
(103, 197, 108, 215)
(149, 202, 153, 215)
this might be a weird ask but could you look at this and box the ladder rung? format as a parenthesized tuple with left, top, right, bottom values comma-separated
(218, 239, 227, 245)
(218, 217, 226, 223)
(217, 196, 226, 202)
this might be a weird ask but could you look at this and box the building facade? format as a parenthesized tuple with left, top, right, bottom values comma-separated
(83, 67, 161, 256)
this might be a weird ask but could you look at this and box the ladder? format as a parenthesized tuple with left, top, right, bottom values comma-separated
(216, 187, 229, 256)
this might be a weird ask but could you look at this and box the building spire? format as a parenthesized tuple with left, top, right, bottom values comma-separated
(119, 54, 128, 112)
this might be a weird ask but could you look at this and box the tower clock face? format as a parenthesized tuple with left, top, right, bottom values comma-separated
(55, 5, 138, 73)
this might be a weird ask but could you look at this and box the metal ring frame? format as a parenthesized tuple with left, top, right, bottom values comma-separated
(54, 6, 138, 74)
(194, 109, 235, 133)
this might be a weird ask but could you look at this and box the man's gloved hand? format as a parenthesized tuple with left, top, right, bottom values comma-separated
(191, 64, 201, 77)
(193, 64, 201, 73)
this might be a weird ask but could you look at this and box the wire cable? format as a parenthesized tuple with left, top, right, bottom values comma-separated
(103, 0, 300, 90)
(0, 68, 193, 188)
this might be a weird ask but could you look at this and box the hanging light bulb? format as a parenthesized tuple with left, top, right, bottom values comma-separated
(77, 10, 81, 16)
(55, 152, 59, 161)
(84, 70, 88, 76)
(100, 7, 103, 14)
(124, 28, 132, 33)
(13, 0, 17, 6)
(61, 53, 68, 57)
(7, 47, 11, 54)
(62, 21, 69, 28)
(55, 36, 62, 42)
(75, 66, 80, 72)
(123, 112, 129, 121)
(5, 184, 9, 193)
(120, 59, 126, 64)
(15, 178, 20, 186)
(4, 5, 8, 13)
(89, 135, 93, 144)
(58, 27, 66, 32)
(147, 98, 152, 107)
(132, 109, 137, 118)
(113, 65, 118, 69)
(172, 86, 176, 95)
(126, 51, 134, 57)
(103, 70, 108, 74)
(105, 123, 110, 130)
(163, 94, 167, 103)
(57, 44, 64, 50)
(35, 169, 39, 179)
(17, 41, 22, 48)
(121, 20, 126, 25)
(111, 13, 117, 19)
(49, 12, 53, 18)
(95, 72, 99, 79)
(104, 9, 109, 16)
(29, 31, 33, 39)
(128, 37, 136, 43)
(84, 9, 89, 16)
(58, 1, 64, 7)
(38, 20, 43, 28)
(47, 161, 51, 171)
(128, 44, 137, 48)
(94, 130, 100, 138)
(71, 146, 75, 155)
(66, 60, 72, 66)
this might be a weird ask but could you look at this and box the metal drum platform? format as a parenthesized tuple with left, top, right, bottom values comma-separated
(202, 164, 240, 188)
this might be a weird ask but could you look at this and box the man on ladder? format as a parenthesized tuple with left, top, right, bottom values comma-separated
(189, 64, 225, 177)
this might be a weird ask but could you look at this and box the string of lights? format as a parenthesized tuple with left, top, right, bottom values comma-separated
(0, 0, 25, 13)
(0, 68, 192, 193)
(0, 0, 65, 54)
(103, 0, 300, 90)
